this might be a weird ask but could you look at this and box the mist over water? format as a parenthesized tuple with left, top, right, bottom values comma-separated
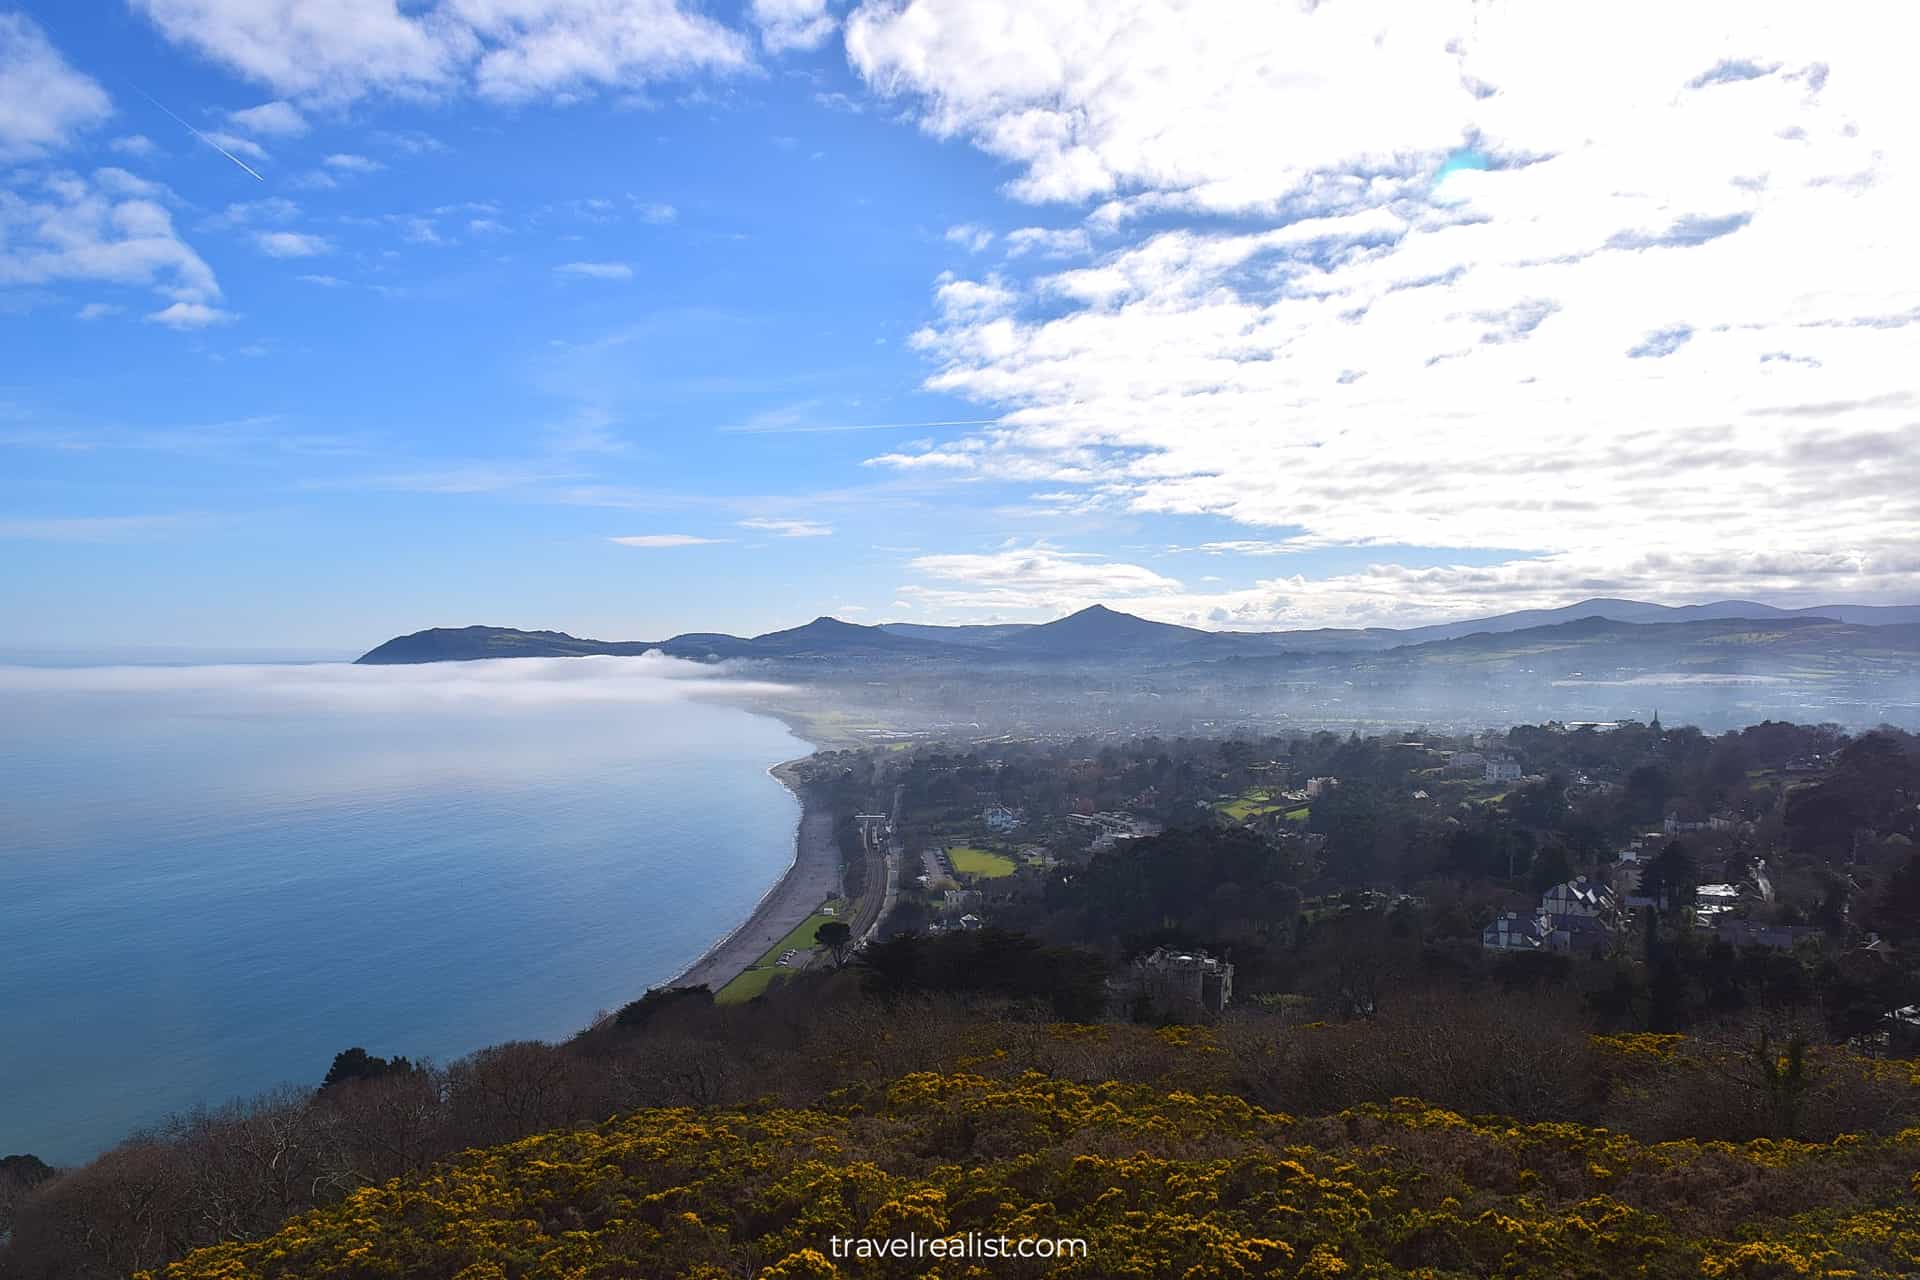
(0, 658, 805, 1164)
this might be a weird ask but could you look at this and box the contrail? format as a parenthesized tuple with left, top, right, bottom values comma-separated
(134, 87, 265, 181)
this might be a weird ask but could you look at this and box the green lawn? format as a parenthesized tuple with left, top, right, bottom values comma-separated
(1284, 805, 1311, 821)
(948, 846, 1017, 878)
(716, 967, 785, 1004)
(766, 900, 850, 958)
(1216, 788, 1294, 822)
(715, 898, 849, 1004)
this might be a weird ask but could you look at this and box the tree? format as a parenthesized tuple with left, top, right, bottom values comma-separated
(814, 920, 854, 968)
(1870, 848, 1920, 954)
(1638, 841, 1698, 917)
(320, 1047, 416, 1093)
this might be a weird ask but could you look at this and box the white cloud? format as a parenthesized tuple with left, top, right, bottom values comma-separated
(1, 171, 222, 309)
(396, 216, 444, 245)
(254, 230, 332, 257)
(323, 151, 383, 172)
(0, 14, 112, 159)
(201, 129, 270, 164)
(1004, 225, 1090, 259)
(227, 100, 307, 136)
(900, 543, 1181, 613)
(944, 222, 993, 253)
(751, 0, 834, 52)
(632, 199, 677, 223)
(556, 260, 633, 280)
(109, 134, 159, 157)
(852, 0, 1920, 613)
(296, 273, 346, 286)
(739, 517, 832, 538)
(129, 0, 757, 107)
(145, 300, 234, 328)
(609, 533, 727, 547)
(204, 197, 300, 230)
(75, 301, 123, 320)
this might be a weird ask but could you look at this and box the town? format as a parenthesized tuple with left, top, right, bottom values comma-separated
(766, 716, 1919, 1039)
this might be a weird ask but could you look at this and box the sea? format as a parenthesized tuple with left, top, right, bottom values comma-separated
(0, 655, 806, 1165)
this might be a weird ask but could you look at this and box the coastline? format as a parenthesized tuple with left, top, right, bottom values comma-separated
(666, 754, 840, 993)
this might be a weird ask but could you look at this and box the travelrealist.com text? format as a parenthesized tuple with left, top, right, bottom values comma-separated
(828, 1233, 1090, 1261)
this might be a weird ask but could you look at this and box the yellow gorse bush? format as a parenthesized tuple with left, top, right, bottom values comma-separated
(140, 1070, 1920, 1280)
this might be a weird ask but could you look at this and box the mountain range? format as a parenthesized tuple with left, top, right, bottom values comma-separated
(356, 598, 1920, 667)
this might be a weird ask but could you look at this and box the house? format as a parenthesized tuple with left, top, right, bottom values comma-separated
(982, 805, 1021, 833)
(1484, 756, 1523, 783)
(1305, 776, 1335, 797)
(1548, 912, 1613, 958)
(1483, 910, 1551, 951)
(957, 913, 984, 931)
(1541, 876, 1616, 919)
(1129, 947, 1234, 1015)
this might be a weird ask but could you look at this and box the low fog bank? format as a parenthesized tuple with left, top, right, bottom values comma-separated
(0, 653, 795, 713)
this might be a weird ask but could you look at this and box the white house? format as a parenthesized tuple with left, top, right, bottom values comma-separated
(1541, 875, 1616, 919)
(1484, 756, 1523, 783)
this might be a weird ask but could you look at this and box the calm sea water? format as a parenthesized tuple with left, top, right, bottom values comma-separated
(0, 659, 804, 1164)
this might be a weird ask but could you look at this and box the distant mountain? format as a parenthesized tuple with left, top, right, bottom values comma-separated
(356, 626, 659, 664)
(1390, 597, 1920, 645)
(722, 616, 957, 659)
(357, 599, 1920, 666)
(989, 604, 1211, 657)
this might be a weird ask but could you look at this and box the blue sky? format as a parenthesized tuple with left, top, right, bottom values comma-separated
(2, 2, 1915, 651)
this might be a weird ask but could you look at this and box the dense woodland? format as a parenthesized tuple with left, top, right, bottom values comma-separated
(4, 720, 1919, 1278)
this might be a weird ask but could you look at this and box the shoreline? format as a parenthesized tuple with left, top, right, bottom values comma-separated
(665, 754, 840, 993)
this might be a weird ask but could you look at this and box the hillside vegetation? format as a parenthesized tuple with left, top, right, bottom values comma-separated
(137, 1028, 1920, 1279)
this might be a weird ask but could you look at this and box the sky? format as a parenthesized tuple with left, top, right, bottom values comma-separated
(2, 1, 1916, 653)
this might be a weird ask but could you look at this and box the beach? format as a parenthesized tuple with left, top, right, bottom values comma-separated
(667, 757, 840, 992)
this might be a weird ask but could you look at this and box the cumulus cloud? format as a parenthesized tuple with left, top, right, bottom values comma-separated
(145, 300, 234, 328)
(227, 99, 307, 136)
(129, 0, 752, 106)
(944, 223, 993, 253)
(556, 260, 633, 280)
(323, 152, 383, 172)
(750, 0, 834, 53)
(1004, 225, 1090, 259)
(1, 170, 223, 312)
(852, 0, 1920, 617)
(0, 14, 112, 159)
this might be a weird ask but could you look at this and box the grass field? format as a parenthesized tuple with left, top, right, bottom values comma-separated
(716, 898, 850, 1005)
(716, 967, 784, 1004)
(948, 846, 1017, 877)
(1216, 788, 1304, 822)
(1284, 805, 1311, 821)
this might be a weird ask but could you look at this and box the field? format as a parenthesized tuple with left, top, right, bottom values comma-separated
(1217, 788, 1309, 822)
(716, 898, 849, 1004)
(948, 846, 1016, 877)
